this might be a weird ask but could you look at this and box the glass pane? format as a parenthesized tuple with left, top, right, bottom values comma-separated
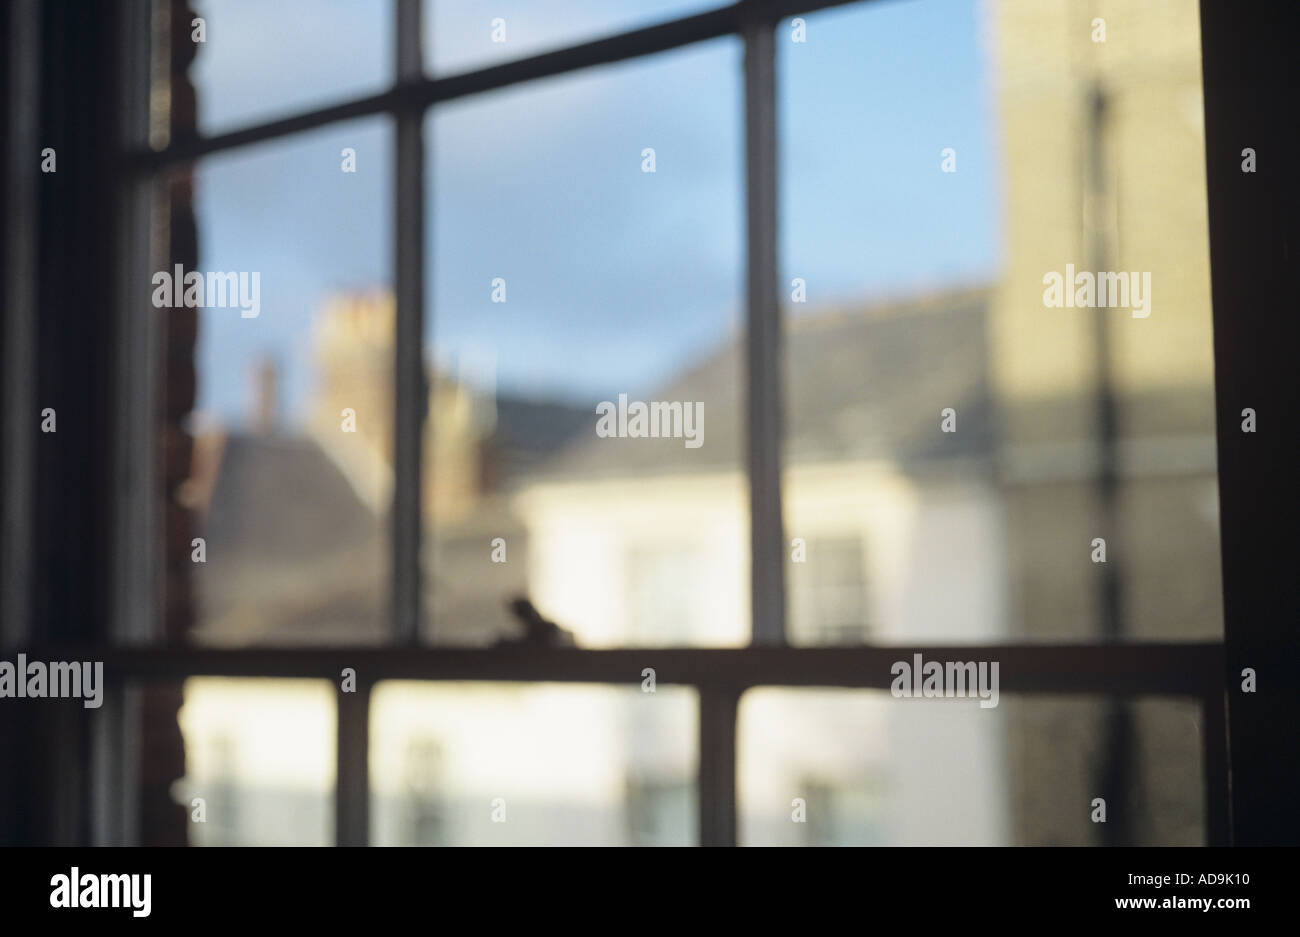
(779, 0, 1221, 644)
(422, 41, 744, 646)
(176, 678, 335, 845)
(177, 0, 394, 137)
(739, 688, 1203, 845)
(425, 0, 727, 77)
(370, 682, 698, 844)
(180, 119, 393, 645)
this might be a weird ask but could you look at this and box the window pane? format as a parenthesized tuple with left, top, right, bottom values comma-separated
(789, 536, 869, 644)
(370, 682, 697, 844)
(739, 688, 1203, 845)
(181, 119, 393, 645)
(176, 678, 335, 845)
(779, 0, 1221, 644)
(425, 0, 727, 77)
(178, 0, 393, 137)
(422, 42, 744, 647)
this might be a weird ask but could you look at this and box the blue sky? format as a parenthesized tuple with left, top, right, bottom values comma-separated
(190, 0, 999, 426)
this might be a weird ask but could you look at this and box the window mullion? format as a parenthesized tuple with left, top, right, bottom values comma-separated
(698, 687, 740, 846)
(392, 0, 426, 646)
(336, 681, 372, 846)
(743, 11, 786, 646)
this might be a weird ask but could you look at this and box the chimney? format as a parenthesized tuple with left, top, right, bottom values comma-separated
(249, 357, 278, 435)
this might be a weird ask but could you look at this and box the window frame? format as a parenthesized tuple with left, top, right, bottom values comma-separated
(81, 0, 1234, 846)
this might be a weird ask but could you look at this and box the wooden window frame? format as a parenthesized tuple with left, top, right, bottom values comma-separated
(13, 0, 1290, 847)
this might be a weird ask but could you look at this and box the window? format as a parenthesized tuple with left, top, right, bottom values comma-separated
(423, 42, 744, 648)
(367, 682, 698, 845)
(177, 678, 336, 846)
(627, 544, 717, 645)
(5, 0, 1247, 847)
(187, 120, 394, 647)
(788, 536, 869, 644)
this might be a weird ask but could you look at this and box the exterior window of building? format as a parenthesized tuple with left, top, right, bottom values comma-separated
(626, 545, 708, 645)
(789, 537, 869, 644)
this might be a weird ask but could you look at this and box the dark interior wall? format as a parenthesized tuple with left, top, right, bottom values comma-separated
(0, 0, 195, 846)
(0, 0, 125, 845)
(0, 0, 16, 848)
(1199, 0, 1300, 845)
(0, 0, 8, 342)
(32, 0, 120, 645)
